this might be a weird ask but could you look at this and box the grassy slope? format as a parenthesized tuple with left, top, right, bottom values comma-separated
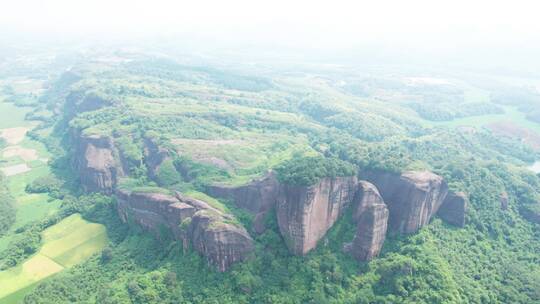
(0, 95, 108, 302)
(0, 98, 30, 129)
(0, 214, 108, 302)
(0, 99, 59, 251)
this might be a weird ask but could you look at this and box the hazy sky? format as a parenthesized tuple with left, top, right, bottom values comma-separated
(1, 0, 540, 71)
(2, 0, 539, 47)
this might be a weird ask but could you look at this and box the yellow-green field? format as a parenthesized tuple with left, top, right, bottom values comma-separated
(0, 98, 58, 251)
(0, 214, 108, 303)
(0, 96, 109, 303)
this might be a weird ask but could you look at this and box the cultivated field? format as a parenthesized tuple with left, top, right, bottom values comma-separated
(0, 96, 108, 302)
(0, 214, 108, 303)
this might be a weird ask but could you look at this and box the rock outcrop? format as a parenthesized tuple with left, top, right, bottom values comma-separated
(207, 172, 280, 233)
(350, 181, 389, 261)
(73, 134, 124, 194)
(276, 176, 358, 255)
(187, 209, 255, 271)
(116, 189, 254, 271)
(362, 170, 448, 234)
(438, 191, 468, 227)
(500, 192, 509, 211)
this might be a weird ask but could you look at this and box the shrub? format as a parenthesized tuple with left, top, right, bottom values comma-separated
(25, 175, 62, 194)
(275, 155, 357, 186)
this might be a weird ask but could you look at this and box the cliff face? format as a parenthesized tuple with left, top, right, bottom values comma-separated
(116, 190, 195, 237)
(188, 210, 255, 271)
(350, 181, 389, 261)
(74, 133, 124, 194)
(362, 170, 448, 234)
(116, 190, 254, 272)
(276, 176, 358, 255)
(207, 172, 280, 233)
(438, 191, 468, 227)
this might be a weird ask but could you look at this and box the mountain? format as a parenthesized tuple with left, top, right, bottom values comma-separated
(0, 51, 539, 304)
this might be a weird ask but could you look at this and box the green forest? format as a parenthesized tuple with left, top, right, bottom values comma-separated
(0, 46, 539, 304)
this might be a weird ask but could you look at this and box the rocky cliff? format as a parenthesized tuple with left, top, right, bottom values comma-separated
(187, 209, 255, 271)
(350, 181, 389, 261)
(362, 170, 448, 234)
(438, 191, 468, 227)
(276, 176, 358, 255)
(73, 133, 124, 194)
(116, 189, 254, 271)
(207, 172, 280, 233)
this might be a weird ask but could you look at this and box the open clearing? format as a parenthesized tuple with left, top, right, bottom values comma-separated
(0, 100, 30, 129)
(0, 127, 29, 145)
(0, 163, 31, 176)
(40, 214, 108, 267)
(0, 214, 108, 302)
(3, 146, 38, 161)
(486, 121, 540, 151)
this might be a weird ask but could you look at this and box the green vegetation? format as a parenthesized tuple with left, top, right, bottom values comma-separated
(2, 53, 540, 304)
(0, 214, 108, 302)
(155, 159, 183, 186)
(0, 174, 16, 236)
(275, 155, 357, 186)
(25, 175, 61, 195)
(0, 99, 32, 129)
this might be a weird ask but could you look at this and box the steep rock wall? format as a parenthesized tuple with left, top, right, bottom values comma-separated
(362, 170, 448, 234)
(276, 176, 358, 255)
(116, 190, 254, 271)
(350, 181, 389, 261)
(73, 133, 124, 194)
(188, 209, 255, 271)
(438, 191, 468, 227)
(207, 172, 280, 233)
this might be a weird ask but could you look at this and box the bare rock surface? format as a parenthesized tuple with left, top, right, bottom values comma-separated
(207, 172, 280, 233)
(362, 170, 448, 234)
(74, 134, 124, 194)
(350, 181, 389, 261)
(438, 191, 468, 227)
(187, 209, 254, 271)
(116, 189, 253, 271)
(276, 176, 358, 255)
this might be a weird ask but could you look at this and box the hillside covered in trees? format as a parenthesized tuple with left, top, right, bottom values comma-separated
(0, 48, 539, 304)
